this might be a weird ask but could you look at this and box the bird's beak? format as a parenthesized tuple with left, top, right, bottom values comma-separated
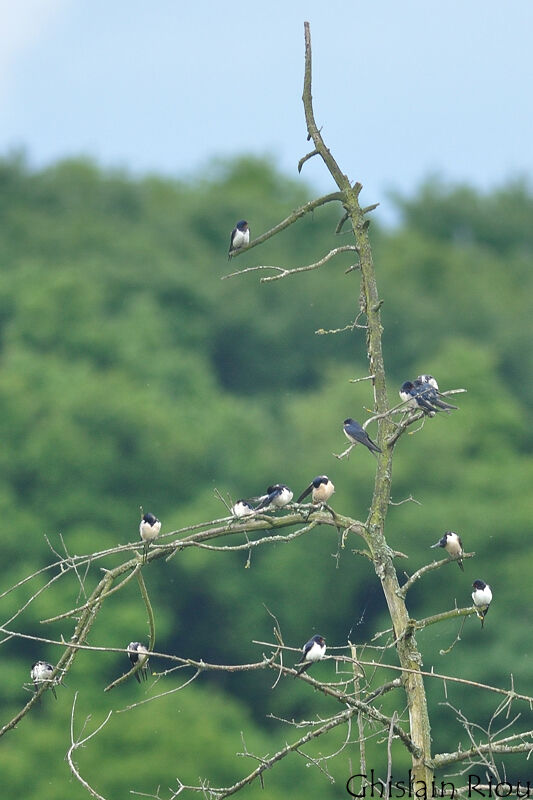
(430, 541, 440, 548)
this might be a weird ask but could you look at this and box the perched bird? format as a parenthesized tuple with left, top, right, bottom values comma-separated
(231, 499, 256, 518)
(399, 380, 438, 415)
(343, 418, 382, 454)
(413, 378, 458, 411)
(430, 531, 464, 570)
(297, 475, 335, 505)
(228, 220, 250, 258)
(471, 580, 492, 628)
(127, 642, 150, 682)
(255, 484, 293, 510)
(31, 661, 57, 699)
(416, 374, 439, 390)
(295, 634, 327, 675)
(139, 511, 161, 562)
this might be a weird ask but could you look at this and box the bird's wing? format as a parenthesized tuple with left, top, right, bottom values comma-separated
(417, 393, 441, 413)
(362, 432, 382, 453)
(296, 484, 312, 503)
(345, 427, 362, 443)
(255, 492, 275, 510)
(228, 228, 237, 256)
(430, 396, 458, 410)
(297, 640, 312, 663)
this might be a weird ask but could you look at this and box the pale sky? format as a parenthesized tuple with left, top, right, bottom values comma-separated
(1, 1, 532, 222)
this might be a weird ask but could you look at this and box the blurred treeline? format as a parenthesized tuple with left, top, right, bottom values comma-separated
(0, 154, 531, 798)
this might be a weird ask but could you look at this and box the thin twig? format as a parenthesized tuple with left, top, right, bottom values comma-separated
(224, 245, 358, 283)
(66, 692, 113, 800)
(384, 711, 398, 800)
(439, 615, 468, 656)
(389, 495, 422, 507)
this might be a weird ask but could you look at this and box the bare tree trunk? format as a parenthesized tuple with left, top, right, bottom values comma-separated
(302, 21, 433, 785)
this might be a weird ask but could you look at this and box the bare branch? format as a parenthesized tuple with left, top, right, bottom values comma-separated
(224, 245, 358, 283)
(336, 211, 349, 233)
(266, 661, 421, 757)
(303, 22, 350, 190)
(137, 570, 156, 651)
(224, 191, 343, 262)
(389, 495, 422, 507)
(315, 310, 367, 336)
(384, 711, 398, 800)
(117, 670, 201, 712)
(297, 148, 318, 172)
(333, 442, 355, 460)
(210, 708, 357, 798)
(398, 553, 476, 598)
(438, 615, 468, 656)
(354, 660, 533, 706)
(67, 692, 113, 800)
(255, 641, 533, 707)
(433, 722, 533, 768)
(41, 563, 142, 624)
(414, 605, 480, 630)
(175, 520, 320, 555)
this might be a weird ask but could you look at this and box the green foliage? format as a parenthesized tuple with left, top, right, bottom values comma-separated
(0, 154, 530, 795)
(383, 177, 533, 408)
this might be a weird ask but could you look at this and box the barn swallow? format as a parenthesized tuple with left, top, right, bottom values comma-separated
(430, 531, 464, 570)
(295, 634, 326, 675)
(139, 512, 161, 562)
(416, 374, 439, 390)
(228, 220, 249, 258)
(127, 642, 150, 682)
(30, 661, 57, 698)
(413, 378, 458, 411)
(231, 499, 256, 518)
(471, 580, 492, 627)
(297, 475, 335, 505)
(255, 484, 294, 510)
(343, 418, 382, 454)
(399, 380, 438, 415)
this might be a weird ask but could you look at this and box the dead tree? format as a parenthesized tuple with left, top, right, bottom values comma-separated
(1, 21, 531, 800)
